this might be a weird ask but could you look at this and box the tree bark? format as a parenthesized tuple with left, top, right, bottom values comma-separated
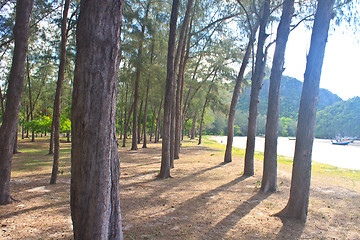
(0, 0, 34, 205)
(155, 98, 163, 143)
(149, 107, 156, 142)
(276, 0, 334, 222)
(50, 0, 70, 185)
(170, 90, 176, 168)
(261, 0, 294, 193)
(13, 126, 19, 154)
(0, 85, 5, 115)
(119, 109, 123, 140)
(142, 78, 150, 148)
(190, 112, 197, 139)
(198, 83, 213, 145)
(131, 1, 150, 150)
(21, 117, 25, 139)
(244, 0, 270, 176)
(48, 121, 54, 154)
(172, 0, 193, 161)
(224, 41, 252, 163)
(122, 103, 133, 147)
(71, 0, 124, 238)
(121, 83, 130, 146)
(174, 19, 192, 159)
(131, 69, 140, 150)
(26, 57, 35, 142)
(137, 98, 143, 144)
(158, 0, 180, 179)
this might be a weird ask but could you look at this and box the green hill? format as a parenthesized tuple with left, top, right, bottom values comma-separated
(236, 76, 343, 119)
(315, 97, 360, 139)
(207, 75, 357, 139)
(231, 75, 345, 137)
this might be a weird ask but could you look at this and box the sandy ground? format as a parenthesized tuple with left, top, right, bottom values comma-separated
(1, 138, 360, 239)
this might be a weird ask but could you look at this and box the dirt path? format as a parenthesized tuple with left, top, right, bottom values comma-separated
(1, 138, 360, 239)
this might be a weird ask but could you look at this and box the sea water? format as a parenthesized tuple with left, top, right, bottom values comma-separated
(212, 136, 360, 170)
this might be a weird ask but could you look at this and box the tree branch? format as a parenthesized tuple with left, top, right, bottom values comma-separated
(0, 3, 63, 49)
(191, 12, 242, 36)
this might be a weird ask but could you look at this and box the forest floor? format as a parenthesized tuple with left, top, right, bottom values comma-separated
(1, 137, 360, 239)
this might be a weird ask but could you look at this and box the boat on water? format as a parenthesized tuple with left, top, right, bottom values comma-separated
(331, 139, 351, 145)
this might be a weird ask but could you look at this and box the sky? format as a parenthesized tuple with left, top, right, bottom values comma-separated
(283, 24, 360, 101)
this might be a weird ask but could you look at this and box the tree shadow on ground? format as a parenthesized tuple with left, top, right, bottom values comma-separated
(205, 190, 272, 239)
(0, 201, 68, 220)
(120, 160, 160, 169)
(275, 217, 305, 239)
(149, 162, 227, 198)
(121, 175, 258, 239)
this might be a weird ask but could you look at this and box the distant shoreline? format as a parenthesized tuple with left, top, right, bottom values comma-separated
(210, 135, 360, 170)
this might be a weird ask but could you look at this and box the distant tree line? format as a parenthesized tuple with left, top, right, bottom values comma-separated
(202, 75, 354, 139)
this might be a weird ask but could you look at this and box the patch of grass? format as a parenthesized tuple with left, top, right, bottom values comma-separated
(19, 148, 49, 155)
(312, 162, 360, 182)
(277, 155, 293, 165)
(12, 137, 71, 174)
(60, 148, 71, 154)
(202, 136, 241, 154)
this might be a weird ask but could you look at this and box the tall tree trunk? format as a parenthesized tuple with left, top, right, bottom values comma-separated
(31, 129, 35, 142)
(119, 109, 123, 140)
(131, 2, 150, 150)
(158, 0, 180, 179)
(244, 0, 270, 176)
(155, 98, 163, 143)
(142, 78, 150, 148)
(26, 57, 35, 142)
(21, 118, 24, 139)
(190, 112, 197, 139)
(122, 103, 133, 147)
(174, 21, 192, 159)
(21, 102, 25, 140)
(131, 70, 140, 150)
(71, 0, 124, 238)
(170, 91, 176, 168)
(198, 84, 213, 145)
(0, 0, 34, 205)
(0, 85, 5, 115)
(276, 0, 334, 222)
(172, 0, 194, 162)
(13, 126, 19, 154)
(149, 107, 156, 142)
(48, 121, 54, 154)
(182, 119, 188, 140)
(261, 0, 294, 193)
(121, 83, 129, 144)
(174, 53, 186, 158)
(25, 105, 29, 138)
(137, 98, 143, 144)
(50, 0, 70, 185)
(224, 41, 252, 163)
